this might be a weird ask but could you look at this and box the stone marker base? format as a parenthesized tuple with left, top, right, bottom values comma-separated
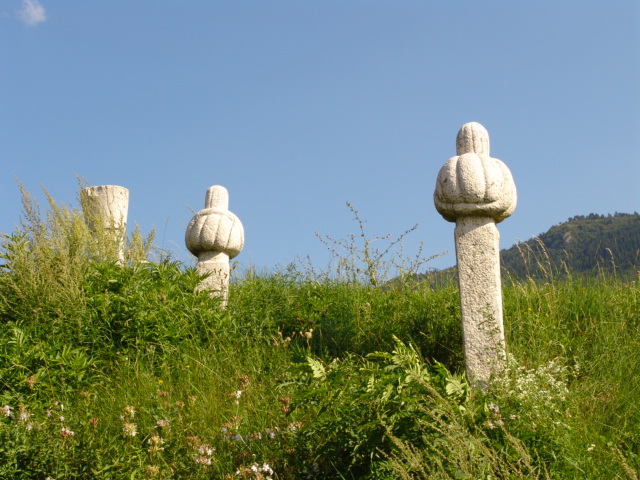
(454, 216, 506, 385)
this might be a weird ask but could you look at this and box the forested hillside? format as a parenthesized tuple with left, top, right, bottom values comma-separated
(500, 212, 640, 279)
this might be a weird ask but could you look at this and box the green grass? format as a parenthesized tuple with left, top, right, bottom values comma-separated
(0, 187, 638, 479)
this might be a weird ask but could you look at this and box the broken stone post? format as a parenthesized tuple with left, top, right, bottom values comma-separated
(82, 185, 129, 263)
(185, 185, 244, 307)
(434, 122, 517, 386)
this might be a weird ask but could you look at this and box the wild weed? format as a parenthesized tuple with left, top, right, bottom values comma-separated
(294, 201, 443, 286)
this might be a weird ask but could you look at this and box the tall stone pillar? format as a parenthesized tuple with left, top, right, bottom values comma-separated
(82, 185, 129, 263)
(185, 185, 244, 308)
(434, 122, 517, 386)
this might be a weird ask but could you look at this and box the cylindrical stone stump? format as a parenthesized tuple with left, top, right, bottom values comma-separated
(82, 185, 129, 263)
(434, 122, 517, 386)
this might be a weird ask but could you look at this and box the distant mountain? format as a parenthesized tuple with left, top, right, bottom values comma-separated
(417, 212, 640, 286)
(500, 212, 640, 280)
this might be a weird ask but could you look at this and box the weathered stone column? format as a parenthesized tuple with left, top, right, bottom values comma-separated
(82, 185, 129, 263)
(185, 185, 244, 307)
(434, 122, 517, 386)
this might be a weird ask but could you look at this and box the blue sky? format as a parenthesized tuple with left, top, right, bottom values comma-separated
(1, 1, 639, 275)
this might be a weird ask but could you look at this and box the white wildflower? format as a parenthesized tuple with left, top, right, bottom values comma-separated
(122, 422, 137, 437)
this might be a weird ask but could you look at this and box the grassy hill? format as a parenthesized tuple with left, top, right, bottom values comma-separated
(0, 190, 638, 479)
(501, 212, 640, 280)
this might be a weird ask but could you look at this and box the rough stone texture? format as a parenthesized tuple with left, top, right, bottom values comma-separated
(435, 122, 516, 223)
(434, 122, 517, 386)
(185, 185, 244, 307)
(82, 185, 129, 263)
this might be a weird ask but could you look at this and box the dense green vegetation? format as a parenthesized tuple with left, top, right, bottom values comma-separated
(501, 212, 640, 280)
(0, 189, 638, 479)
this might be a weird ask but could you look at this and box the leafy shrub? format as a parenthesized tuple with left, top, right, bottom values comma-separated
(285, 337, 473, 478)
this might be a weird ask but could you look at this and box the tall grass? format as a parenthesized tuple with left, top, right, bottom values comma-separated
(0, 186, 638, 479)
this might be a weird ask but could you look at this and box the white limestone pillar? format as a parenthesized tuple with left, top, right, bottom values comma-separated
(185, 185, 244, 307)
(434, 122, 517, 386)
(82, 185, 129, 263)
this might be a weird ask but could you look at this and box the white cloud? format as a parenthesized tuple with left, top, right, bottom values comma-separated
(18, 0, 47, 26)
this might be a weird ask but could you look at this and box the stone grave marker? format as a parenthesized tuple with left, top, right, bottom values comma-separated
(434, 122, 517, 386)
(185, 185, 244, 308)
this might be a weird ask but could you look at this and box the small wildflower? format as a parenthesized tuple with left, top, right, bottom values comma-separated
(188, 395, 197, 404)
(193, 455, 212, 465)
(279, 396, 291, 414)
(175, 401, 185, 408)
(89, 417, 99, 429)
(123, 405, 135, 418)
(186, 435, 201, 448)
(238, 375, 249, 389)
(46, 409, 52, 418)
(17, 405, 31, 423)
(587, 443, 596, 451)
(158, 391, 169, 398)
(25, 376, 37, 389)
(147, 435, 165, 453)
(262, 463, 274, 476)
(122, 422, 138, 437)
(222, 416, 241, 431)
(198, 444, 214, 456)
(60, 427, 75, 439)
(158, 379, 163, 384)
(287, 421, 303, 432)
(58, 416, 65, 422)
(236, 463, 274, 479)
(156, 419, 170, 429)
(146, 466, 161, 478)
(192, 443, 214, 465)
(3, 405, 13, 417)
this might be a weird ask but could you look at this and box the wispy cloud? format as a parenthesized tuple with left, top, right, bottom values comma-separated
(18, 0, 47, 26)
